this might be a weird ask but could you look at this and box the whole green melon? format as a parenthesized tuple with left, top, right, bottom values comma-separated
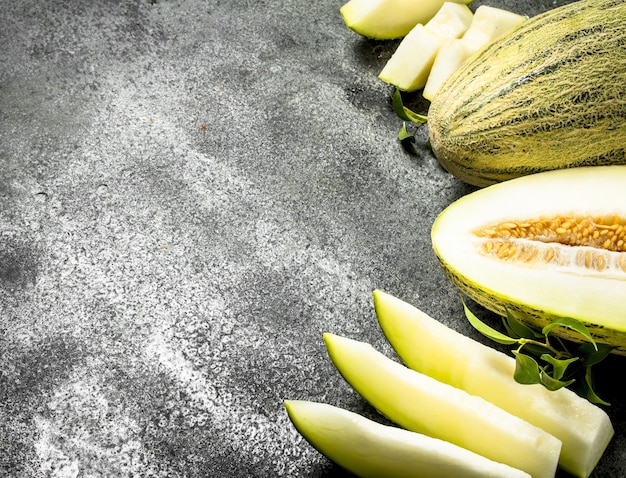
(427, 0, 626, 187)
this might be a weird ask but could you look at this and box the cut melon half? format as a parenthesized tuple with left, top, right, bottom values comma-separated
(323, 333, 561, 478)
(431, 165, 626, 353)
(340, 0, 473, 40)
(373, 289, 614, 478)
(285, 400, 531, 478)
(379, 2, 473, 91)
(423, 5, 527, 100)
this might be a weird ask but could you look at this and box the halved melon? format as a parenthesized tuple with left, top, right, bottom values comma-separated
(284, 400, 531, 478)
(324, 333, 561, 478)
(373, 289, 614, 478)
(431, 165, 626, 353)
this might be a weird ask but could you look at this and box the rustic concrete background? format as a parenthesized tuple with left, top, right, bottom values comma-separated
(1, 0, 625, 476)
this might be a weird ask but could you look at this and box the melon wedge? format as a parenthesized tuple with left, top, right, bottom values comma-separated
(285, 400, 531, 478)
(423, 6, 527, 100)
(379, 2, 473, 91)
(373, 289, 614, 478)
(324, 333, 561, 478)
(340, 0, 473, 40)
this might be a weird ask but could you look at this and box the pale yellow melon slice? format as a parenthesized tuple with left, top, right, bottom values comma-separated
(340, 0, 473, 40)
(378, 2, 473, 91)
(423, 6, 527, 99)
(324, 332, 562, 478)
(373, 289, 614, 478)
(422, 38, 472, 99)
(285, 400, 531, 478)
(461, 5, 527, 49)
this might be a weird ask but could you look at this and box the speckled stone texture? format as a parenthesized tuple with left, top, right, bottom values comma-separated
(1, 0, 625, 476)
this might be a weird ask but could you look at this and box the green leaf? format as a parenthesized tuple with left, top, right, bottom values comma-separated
(582, 366, 611, 406)
(540, 354, 578, 380)
(513, 352, 541, 385)
(458, 299, 613, 401)
(464, 302, 519, 345)
(542, 318, 597, 350)
(579, 343, 616, 367)
(391, 89, 428, 124)
(503, 310, 543, 339)
(397, 122, 415, 142)
(539, 370, 575, 391)
(501, 314, 518, 338)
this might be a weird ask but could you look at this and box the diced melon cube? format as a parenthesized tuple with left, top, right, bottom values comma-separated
(379, 25, 444, 91)
(462, 5, 527, 50)
(324, 332, 562, 478)
(373, 289, 614, 478)
(379, 2, 473, 91)
(285, 400, 532, 478)
(423, 5, 527, 99)
(422, 38, 472, 100)
(340, 0, 472, 40)
(423, 1, 475, 39)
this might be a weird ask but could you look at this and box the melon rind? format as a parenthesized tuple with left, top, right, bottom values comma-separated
(284, 400, 532, 478)
(373, 289, 614, 478)
(431, 165, 626, 353)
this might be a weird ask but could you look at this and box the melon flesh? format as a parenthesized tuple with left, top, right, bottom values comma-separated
(431, 166, 626, 350)
(373, 289, 614, 478)
(461, 5, 526, 42)
(379, 2, 473, 91)
(324, 333, 561, 478)
(422, 38, 473, 100)
(285, 400, 532, 478)
(340, 0, 472, 39)
(423, 5, 527, 100)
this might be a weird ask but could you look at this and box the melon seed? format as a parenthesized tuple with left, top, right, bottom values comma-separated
(476, 216, 626, 272)
(475, 216, 626, 252)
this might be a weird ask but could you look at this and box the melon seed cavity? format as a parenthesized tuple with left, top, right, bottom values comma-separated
(475, 215, 626, 273)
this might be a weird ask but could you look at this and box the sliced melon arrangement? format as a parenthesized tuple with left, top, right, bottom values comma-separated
(422, 5, 526, 99)
(378, 2, 473, 91)
(380, 3, 525, 93)
(324, 332, 561, 478)
(341, 0, 527, 98)
(374, 289, 614, 478)
(285, 289, 613, 478)
(288, 4, 620, 477)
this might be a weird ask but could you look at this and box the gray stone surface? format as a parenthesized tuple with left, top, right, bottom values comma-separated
(1, 0, 624, 476)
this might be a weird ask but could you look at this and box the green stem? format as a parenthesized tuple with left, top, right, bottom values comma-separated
(517, 338, 565, 358)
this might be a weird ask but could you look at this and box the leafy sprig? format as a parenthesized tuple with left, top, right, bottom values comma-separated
(391, 89, 427, 143)
(463, 301, 615, 405)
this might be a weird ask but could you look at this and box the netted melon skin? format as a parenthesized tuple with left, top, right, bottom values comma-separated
(428, 0, 626, 187)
